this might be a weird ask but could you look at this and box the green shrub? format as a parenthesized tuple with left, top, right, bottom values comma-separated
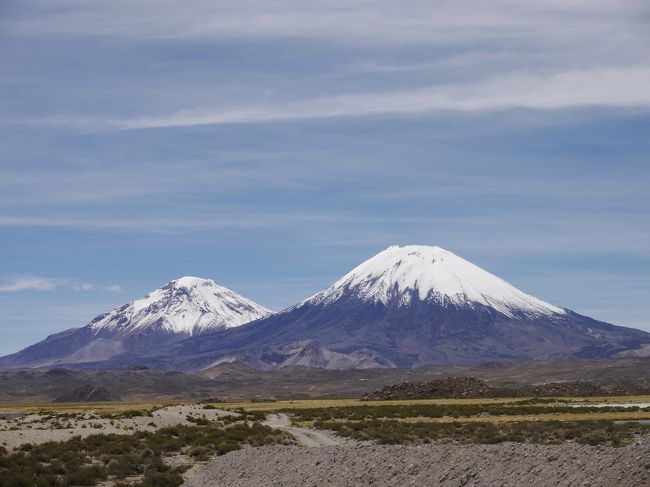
(282, 402, 650, 422)
(0, 421, 291, 487)
(316, 419, 650, 447)
(138, 470, 184, 487)
(187, 445, 210, 460)
(66, 465, 105, 486)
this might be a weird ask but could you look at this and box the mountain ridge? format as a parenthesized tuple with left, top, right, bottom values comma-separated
(299, 245, 565, 318)
(117, 245, 650, 371)
(2, 245, 649, 371)
(88, 276, 271, 336)
(0, 277, 271, 369)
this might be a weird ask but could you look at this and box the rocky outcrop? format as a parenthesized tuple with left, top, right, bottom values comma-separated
(361, 376, 495, 400)
(361, 377, 614, 400)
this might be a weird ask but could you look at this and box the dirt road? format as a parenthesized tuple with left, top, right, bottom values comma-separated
(263, 413, 353, 447)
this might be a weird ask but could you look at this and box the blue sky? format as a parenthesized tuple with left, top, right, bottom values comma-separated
(1, 0, 649, 355)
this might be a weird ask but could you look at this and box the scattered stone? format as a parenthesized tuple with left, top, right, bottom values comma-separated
(182, 436, 650, 487)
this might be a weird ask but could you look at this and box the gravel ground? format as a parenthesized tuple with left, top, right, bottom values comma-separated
(183, 437, 650, 487)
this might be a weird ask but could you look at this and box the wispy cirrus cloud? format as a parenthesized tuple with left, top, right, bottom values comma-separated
(0, 276, 66, 292)
(31, 67, 650, 130)
(5, 1, 648, 132)
(0, 276, 123, 293)
(7, 0, 646, 51)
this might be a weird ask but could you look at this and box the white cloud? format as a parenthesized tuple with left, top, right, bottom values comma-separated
(0, 276, 64, 292)
(0, 212, 351, 232)
(6, 1, 649, 130)
(65, 66, 648, 130)
(10, 0, 646, 50)
(0, 277, 124, 293)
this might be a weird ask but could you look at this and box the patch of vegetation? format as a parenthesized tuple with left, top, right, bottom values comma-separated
(36, 412, 100, 422)
(250, 397, 277, 403)
(107, 409, 154, 419)
(185, 415, 209, 426)
(224, 408, 268, 422)
(0, 422, 292, 487)
(282, 402, 650, 422)
(316, 419, 650, 447)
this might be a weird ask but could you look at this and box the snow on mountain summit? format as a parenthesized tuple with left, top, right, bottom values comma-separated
(308, 245, 565, 318)
(89, 276, 271, 335)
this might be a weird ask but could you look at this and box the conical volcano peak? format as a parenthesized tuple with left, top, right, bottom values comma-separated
(308, 245, 565, 318)
(168, 276, 216, 289)
(378, 245, 456, 265)
(0, 275, 273, 369)
(4, 248, 650, 372)
(89, 276, 271, 335)
(162, 276, 225, 298)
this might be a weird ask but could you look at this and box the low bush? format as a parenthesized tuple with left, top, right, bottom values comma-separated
(316, 419, 650, 447)
(186, 415, 209, 425)
(0, 421, 291, 487)
(283, 402, 650, 422)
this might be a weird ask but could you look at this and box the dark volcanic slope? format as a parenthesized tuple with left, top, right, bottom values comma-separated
(158, 296, 649, 371)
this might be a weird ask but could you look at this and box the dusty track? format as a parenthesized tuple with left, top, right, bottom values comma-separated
(263, 413, 353, 447)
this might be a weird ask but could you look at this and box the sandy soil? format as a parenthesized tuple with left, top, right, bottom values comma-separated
(0, 404, 234, 451)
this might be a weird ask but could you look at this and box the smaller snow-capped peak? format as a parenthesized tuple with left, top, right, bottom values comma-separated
(307, 245, 565, 318)
(89, 276, 271, 335)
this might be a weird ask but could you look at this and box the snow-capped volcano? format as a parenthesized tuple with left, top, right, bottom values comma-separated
(307, 245, 565, 319)
(3, 247, 649, 372)
(154, 245, 650, 371)
(0, 277, 270, 369)
(90, 276, 271, 336)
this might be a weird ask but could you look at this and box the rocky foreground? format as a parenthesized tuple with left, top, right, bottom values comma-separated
(183, 437, 650, 487)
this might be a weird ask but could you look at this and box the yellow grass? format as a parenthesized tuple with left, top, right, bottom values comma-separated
(0, 400, 183, 415)
(2, 395, 649, 416)
(215, 397, 538, 411)
(213, 395, 650, 412)
(0, 396, 527, 414)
